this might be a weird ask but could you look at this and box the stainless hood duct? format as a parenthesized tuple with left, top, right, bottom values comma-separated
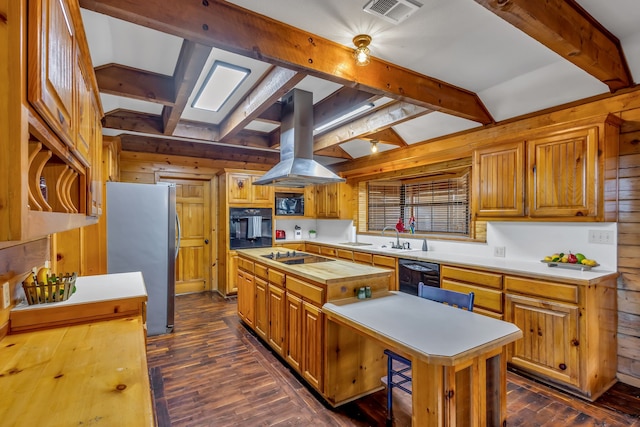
(253, 89, 346, 188)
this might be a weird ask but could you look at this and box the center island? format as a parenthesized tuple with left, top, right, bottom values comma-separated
(236, 248, 522, 425)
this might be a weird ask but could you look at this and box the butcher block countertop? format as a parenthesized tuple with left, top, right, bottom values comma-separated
(0, 316, 154, 426)
(236, 247, 392, 285)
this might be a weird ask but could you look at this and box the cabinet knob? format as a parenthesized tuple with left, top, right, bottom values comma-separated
(205, 239, 209, 244)
(571, 339, 580, 347)
(559, 363, 567, 371)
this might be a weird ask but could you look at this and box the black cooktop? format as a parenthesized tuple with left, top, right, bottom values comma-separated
(261, 251, 335, 265)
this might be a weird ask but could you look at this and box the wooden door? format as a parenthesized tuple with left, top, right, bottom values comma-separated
(506, 294, 580, 387)
(527, 127, 597, 218)
(302, 301, 323, 391)
(28, 0, 76, 149)
(473, 141, 525, 217)
(254, 276, 268, 340)
(285, 292, 303, 373)
(268, 284, 286, 356)
(160, 178, 211, 294)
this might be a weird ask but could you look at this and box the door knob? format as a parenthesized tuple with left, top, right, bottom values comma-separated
(205, 239, 209, 244)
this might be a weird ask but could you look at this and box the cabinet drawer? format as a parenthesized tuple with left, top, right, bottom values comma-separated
(286, 276, 324, 305)
(336, 249, 353, 261)
(442, 279, 503, 313)
(353, 251, 372, 264)
(239, 258, 254, 273)
(320, 246, 337, 257)
(505, 276, 578, 304)
(373, 255, 395, 268)
(442, 266, 502, 289)
(254, 262, 268, 280)
(268, 269, 286, 287)
(305, 243, 321, 254)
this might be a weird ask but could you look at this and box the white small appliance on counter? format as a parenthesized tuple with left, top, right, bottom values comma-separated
(294, 225, 302, 240)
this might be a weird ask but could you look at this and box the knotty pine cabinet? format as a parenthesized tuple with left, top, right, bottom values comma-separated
(267, 269, 286, 356)
(504, 275, 617, 400)
(472, 116, 620, 221)
(236, 258, 254, 327)
(1, 0, 102, 243)
(225, 172, 273, 206)
(315, 182, 353, 219)
(441, 265, 504, 319)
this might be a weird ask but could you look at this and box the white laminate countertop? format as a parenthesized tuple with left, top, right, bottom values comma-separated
(281, 238, 617, 283)
(12, 271, 148, 312)
(323, 291, 522, 366)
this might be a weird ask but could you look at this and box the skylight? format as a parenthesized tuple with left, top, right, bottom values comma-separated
(192, 61, 250, 112)
(314, 103, 374, 133)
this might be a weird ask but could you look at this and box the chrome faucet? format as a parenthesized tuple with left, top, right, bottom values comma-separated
(382, 226, 401, 249)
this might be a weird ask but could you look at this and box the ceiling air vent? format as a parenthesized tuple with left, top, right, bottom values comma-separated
(363, 0, 423, 24)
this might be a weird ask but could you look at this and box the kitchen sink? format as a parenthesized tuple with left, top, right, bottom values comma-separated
(339, 242, 373, 246)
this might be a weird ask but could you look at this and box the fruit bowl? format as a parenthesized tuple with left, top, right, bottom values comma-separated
(22, 272, 77, 305)
(540, 260, 599, 271)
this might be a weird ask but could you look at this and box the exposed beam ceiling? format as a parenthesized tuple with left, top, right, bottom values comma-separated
(79, 0, 494, 124)
(474, 0, 632, 92)
(364, 128, 407, 147)
(95, 64, 174, 105)
(161, 40, 212, 135)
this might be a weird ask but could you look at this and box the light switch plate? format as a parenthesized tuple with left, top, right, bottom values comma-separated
(2, 282, 10, 309)
(494, 246, 506, 257)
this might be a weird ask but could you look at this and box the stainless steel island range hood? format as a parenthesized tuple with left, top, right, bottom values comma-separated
(253, 89, 345, 188)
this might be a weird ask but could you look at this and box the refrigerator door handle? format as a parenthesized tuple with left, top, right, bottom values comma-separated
(175, 214, 182, 260)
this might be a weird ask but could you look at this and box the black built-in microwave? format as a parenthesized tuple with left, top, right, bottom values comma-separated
(275, 192, 304, 216)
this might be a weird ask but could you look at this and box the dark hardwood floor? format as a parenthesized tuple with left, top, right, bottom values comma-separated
(146, 292, 640, 426)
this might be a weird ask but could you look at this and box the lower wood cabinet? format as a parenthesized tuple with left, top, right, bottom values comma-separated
(441, 265, 504, 319)
(236, 261, 254, 327)
(285, 292, 303, 372)
(254, 276, 268, 340)
(302, 301, 323, 390)
(504, 275, 617, 400)
(267, 283, 286, 356)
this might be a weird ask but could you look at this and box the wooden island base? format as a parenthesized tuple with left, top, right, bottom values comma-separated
(323, 292, 522, 426)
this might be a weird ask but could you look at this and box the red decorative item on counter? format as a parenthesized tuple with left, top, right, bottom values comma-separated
(395, 217, 405, 233)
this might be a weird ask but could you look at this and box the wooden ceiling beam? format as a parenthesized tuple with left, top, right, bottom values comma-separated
(218, 67, 304, 141)
(102, 109, 165, 134)
(162, 40, 212, 135)
(474, 0, 632, 92)
(364, 128, 407, 147)
(315, 145, 353, 160)
(119, 133, 280, 163)
(79, 0, 494, 124)
(313, 102, 430, 151)
(95, 63, 175, 105)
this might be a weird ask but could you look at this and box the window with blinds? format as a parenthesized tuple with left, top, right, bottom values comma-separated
(367, 171, 470, 236)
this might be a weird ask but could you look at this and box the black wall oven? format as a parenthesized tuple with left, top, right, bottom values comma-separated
(398, 258, 440, 295)
(230, 207, 272, 249)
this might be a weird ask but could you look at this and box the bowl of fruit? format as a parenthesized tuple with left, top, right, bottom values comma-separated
(541, 252, 599, 270)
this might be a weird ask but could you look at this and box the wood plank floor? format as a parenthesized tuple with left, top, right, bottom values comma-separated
(146, 292, 640, 426)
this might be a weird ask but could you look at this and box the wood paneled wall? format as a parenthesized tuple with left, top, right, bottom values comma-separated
(616, 108, 640, 387)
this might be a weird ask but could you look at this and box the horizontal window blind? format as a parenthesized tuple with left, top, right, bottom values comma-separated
(368, 172, 470, 236)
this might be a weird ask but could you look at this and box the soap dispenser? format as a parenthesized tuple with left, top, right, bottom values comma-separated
(422, 239, 428, 251)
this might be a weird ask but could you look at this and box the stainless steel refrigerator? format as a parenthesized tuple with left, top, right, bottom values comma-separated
(106, 182, 179, 336)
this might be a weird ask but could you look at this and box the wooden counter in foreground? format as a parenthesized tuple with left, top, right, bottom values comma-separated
(0, 316, 154, 426)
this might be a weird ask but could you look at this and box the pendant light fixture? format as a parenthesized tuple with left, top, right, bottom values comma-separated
(353, 34, 372, 66)
(371, 140, 378, 153)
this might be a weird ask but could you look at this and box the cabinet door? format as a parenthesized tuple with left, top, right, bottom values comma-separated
(325, 183, 339, 218)
(315, 184, 328, 217)
(473, 141, 524, 217)
(236, 269, 246, 321)
(254, 276, 268, 340)
(228, 173, 251, 204)
(527, 127, 597, 218)
(251, 176, 273, 205)
(237, 269, 254, 327)
(29, 0, 76, 149)
(506, 293, 580, 387)
(302, 301, 323, 391)
(226, 253, 238, 295)
(268, 284, 286, 356)
(74, 49, 92, 166)
(285, 292, 303, 373)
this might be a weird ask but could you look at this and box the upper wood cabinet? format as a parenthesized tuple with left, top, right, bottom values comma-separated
(527, 127, 597, 218)
(226, 172, 273, 206)
(0, 0, 102, 242)
(472, 116, 620, 222)
(473, 141, 525, 218)
(315, 182, 353, 219)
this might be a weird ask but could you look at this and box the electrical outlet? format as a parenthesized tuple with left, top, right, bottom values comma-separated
(2, 282, 9, 309)
(494, 246, 506, 257)
(588, 230, 615, 244)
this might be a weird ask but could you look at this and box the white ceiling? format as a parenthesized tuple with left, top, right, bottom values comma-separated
(80, 0, 640, 162)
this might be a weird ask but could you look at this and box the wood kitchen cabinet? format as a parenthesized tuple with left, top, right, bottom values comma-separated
(302, 301, 323, 390)
(267, 280, 286, 356)
(441, 265, 504, 319)
(285, 292, 303, 372)
(0, 0, 102, 243)
(254, 275, 268, 340)
(473, 141, 525, 218)
(504, 274, 617, 400)
(226, 172, 273, 206)
(315, 182, 353, 219)
(527, 127, 598, 218)
(236, 258, 254, 327)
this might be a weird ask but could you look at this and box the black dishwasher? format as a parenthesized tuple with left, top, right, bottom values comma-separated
(398, 258, 440, 295)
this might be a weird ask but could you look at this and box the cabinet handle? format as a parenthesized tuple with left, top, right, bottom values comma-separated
(559, 363, 567, 371)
